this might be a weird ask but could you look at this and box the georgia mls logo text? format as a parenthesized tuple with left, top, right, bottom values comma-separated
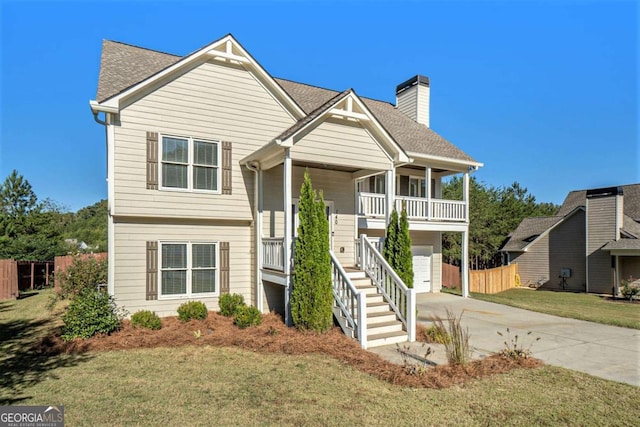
(0, 406, 64, 427)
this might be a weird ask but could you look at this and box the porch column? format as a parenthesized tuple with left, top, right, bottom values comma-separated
(463, 171, 470, 222)
(614, 255, 620, 295)
(283, 149, 293, 325)
(461, 229, 470, 298)
(425, 167, 432, 220)
(385, 168, 395, 225)
(256, 167, 264, 312)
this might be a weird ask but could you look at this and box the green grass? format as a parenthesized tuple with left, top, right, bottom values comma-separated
(2, 290, 639, 426)
(471, 288, 640, 329)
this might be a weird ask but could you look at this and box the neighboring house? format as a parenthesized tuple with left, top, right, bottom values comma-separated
(90, 34, 482, 347)
(501, 185, 640, 294)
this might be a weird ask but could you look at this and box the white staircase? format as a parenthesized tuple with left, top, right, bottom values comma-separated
(343, 269, 408, 348)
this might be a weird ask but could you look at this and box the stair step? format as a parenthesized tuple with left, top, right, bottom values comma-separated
(352, 278, 374, 287)
(345, 270, 367, 280)
(366, 330, 409, 348)
(355, 286, 379, 295)
(365, 301, 393, 314)
(367, 320, 404, 335)
(360, 311, 397, 324)
(365, 294, 385, 304)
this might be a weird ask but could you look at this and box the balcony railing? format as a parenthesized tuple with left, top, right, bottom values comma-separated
(262, 237, 284, 271)
(357, 192, 466, 222)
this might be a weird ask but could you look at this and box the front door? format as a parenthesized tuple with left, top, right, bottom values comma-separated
(292, 200, 334, 251)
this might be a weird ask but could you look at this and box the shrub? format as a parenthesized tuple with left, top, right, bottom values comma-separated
(233, 305, 263, 328)
(620, 278, 639, 302)
(431, 308, 472, 365)
(420, 324, 451, 344)
(61, 288, 125, 341)
(177, 301, 208, 322)
(131, 310, 162, 330)
(219, 293, 245, 317)
(49, 255, 107, 309)
(497, 328, 540, 360)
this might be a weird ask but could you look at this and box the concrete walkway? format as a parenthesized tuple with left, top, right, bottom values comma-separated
(369, 293, 639, 387)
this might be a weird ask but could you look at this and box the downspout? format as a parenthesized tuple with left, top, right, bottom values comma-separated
(246, 161, 264, 312)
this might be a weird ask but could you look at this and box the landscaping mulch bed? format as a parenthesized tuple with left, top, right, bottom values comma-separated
(34, 312, 541, 389)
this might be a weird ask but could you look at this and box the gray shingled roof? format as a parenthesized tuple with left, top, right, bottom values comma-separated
(97, 40, 180, 102)
(622, 215, 640, 238)
(276, 78, 476, 161)
(96, 39, 477, 163)
(602, 239, 640, 251)
(500, 215, 565, 252)
(557, 184, 640, 219)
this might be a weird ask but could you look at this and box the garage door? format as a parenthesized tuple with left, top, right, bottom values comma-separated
(412, 245, 432, 293)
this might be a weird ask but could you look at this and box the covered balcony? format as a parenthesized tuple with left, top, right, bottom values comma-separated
(358, 192, 467, 222)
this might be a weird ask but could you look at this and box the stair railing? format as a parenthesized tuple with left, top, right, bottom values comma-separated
(359, 234, 416, 342)
(330, 250, 367, 349)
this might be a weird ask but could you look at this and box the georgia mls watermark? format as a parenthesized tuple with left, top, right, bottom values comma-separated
(0, 406, 64, 427)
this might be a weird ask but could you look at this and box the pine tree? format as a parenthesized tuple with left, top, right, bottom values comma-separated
(291, 170, 332, 332)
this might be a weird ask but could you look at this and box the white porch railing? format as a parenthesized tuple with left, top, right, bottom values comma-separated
(330, 250, 367, 349)
(262, 237, 284, 271)
(357, 192, 466, 222)
(354, 237, 384, 267)
(430, 199, 466, 221)
(357, 192, 386, 217)
(359, 234, 416, 342)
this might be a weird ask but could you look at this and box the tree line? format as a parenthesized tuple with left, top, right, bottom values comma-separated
(442, 176, 558, 270)
(0, 170, 107, 261)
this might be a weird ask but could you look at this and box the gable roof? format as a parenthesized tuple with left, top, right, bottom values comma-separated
(276, 78, 478, 163)
(94, 38, 479, 165)
(557, 183, 640, 219)
(500, 215, 565, 252)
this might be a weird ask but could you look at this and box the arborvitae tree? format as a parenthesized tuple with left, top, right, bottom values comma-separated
(397, 207, 414, 288)
(382, 208, 399, 267)
(291, 170, 332, 332)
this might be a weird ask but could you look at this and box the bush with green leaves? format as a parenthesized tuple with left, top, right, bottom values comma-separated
(177, 301, 208, 322)
(61, 288, 125, 341)
(131, 310, 162, 330)
(219, 293, 245, 317)
(421, 324, 451, 344)
(233, 305, 263, 328)
(53, 255, 107, 304)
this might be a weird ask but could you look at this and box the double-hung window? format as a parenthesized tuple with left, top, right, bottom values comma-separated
(160, 242, 218, 298)
(161, 135, 220, 192)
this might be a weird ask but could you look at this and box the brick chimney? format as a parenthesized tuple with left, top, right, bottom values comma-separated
(396, 75, 430, 127)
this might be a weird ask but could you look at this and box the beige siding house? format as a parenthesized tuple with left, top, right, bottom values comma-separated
(501, 185, 640, 294)
(90, 34, 482, 348)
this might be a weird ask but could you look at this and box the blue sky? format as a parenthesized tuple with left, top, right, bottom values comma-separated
(1, 0, 637, 212)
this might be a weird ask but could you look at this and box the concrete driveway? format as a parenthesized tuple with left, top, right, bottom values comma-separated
(410, 292, 640, 386)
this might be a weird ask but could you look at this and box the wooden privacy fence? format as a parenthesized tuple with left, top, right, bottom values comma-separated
(470, 263, 518, 294)
(54, 253, 108, 290)
(0, 259, 18, 300)
(442, 262, 461, 288)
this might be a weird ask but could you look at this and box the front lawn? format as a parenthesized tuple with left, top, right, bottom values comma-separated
(444, 287, 640, 329)
(1, 289, 639, 426)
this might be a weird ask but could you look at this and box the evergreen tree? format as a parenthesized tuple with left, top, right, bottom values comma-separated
(397, 207, 413, 287)
(291, 170, 332, 332)
(382, 208, 399, 267)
